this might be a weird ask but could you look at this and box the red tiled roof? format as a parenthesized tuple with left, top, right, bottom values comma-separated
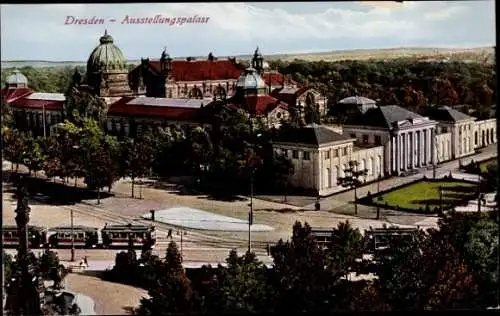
(262, 71, 299, 87)
(9, 97, 64, 111)
(149, 59, 242, 82)
(108, 97, 199, 120)
(270, 86, 312, 105)
(1, 87, 34, 103)
(226, 95, 288, 116)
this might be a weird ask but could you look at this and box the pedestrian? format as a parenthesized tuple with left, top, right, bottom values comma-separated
(84, 256, 88, 268)
(167, 229, 173, 239)
(79, 258, 85, 269)
(266, 244, 270, 256)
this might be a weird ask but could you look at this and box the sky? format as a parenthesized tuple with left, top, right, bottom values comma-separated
(0, 1, 495, 61)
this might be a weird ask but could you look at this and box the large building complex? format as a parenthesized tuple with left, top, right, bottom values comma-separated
(1, 31, 496, 196)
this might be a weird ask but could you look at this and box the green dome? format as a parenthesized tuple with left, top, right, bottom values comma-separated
(87, 30, 127, 73)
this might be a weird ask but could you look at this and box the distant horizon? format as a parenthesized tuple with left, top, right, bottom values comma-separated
(1, 2, 494, 61)
(1, 45, 494, 64)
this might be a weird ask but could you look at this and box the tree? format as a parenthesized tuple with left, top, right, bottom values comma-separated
(22, 135, 46, 178)
(120, 135, 155, 198)
(136, 242, 194, 315)
(269, 221, 333, 313)
(213, 250, 270, 314)
(2, 128, 27, 172)
(327, 221, 364, 280)
(337, 160, 368, 215)
(463, 216, 499, 306)
(79, 118, 120, 202)
(64, 86, 108, 126)
(425, 256, 479, 310)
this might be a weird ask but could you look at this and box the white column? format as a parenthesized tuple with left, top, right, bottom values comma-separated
(409, 132, 413, 169)
(395, 134, 400, 173)
(427, 128, 432, 164)
(391, 136, 395, 173)
(431, 128, 437, 165)
(402, 133, 406, 171)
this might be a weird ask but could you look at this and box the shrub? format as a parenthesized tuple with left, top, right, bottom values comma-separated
(425, 204, 431, 214)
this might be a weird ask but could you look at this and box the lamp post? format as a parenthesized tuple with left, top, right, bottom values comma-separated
(376, 173, 382, 220)
(248, 168, 254, 253)
(42, 102, 46, 138)
(70, 209, 75, 262)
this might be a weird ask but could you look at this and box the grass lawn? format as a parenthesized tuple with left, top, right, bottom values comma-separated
(372, 180, 477, 211)
(479, 159, 497, 173)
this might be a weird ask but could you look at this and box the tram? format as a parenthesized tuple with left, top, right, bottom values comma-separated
(101, 224, 156, 249)
(363, 227, 418, 254)
(310, 227, 335, 250)
(2, 225, 48, 248)
(47, 226, 99, 248)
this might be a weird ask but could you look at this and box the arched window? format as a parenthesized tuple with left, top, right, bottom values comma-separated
(370, 157, 375, 176)
(326, 168, 332, 188)
(214, 85, 227, 100)
(334, 166, 339, 186)
(378, 155, 383, 176)
(360, 159, 366, 173)
(189, 87, 203, 99)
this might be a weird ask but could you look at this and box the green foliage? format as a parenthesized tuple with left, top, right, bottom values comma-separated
(136, 242, 194, 315)
(2, 128, 28, 171)
(338, 160, 368, 214)
(119, 134, 155, 198)
(213, 250, 270, 314)
(269, 221, 333, 313)
(327, 221, 364, 279)
(22, 135, 46, 177)
(64, 86, 108, 125)
(271, 59, 495, 118)
(3, 251, 13, 284)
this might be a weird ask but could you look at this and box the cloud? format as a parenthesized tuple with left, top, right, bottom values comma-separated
(0, 1, 495, 61)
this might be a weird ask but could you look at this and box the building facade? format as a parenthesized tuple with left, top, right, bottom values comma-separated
(272, 124, 384, 196)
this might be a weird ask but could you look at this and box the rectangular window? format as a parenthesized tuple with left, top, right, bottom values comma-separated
(442, 127, 448, 133)
(362, 134, 369, 144)
(303, 152, 310, 160)
(342, 147, 348, 155)
(333, 149, 339, 157)
(375, 135, 382, 145)
(292, 150, 299, 159)
(350, 133, 356, 139)
(325, 150, 330, 160)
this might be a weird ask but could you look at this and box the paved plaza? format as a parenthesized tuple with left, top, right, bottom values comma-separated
(141, 206, 274, 232)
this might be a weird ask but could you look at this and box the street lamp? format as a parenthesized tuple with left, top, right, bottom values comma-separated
(248, 167, 254, 253)
(70, 209, 75, 262)
(42, 102, 47, 138)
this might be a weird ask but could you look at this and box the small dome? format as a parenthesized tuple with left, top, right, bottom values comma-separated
(6, 69, 28, 86)
(236, 67, 267, 90)
(87, 30, 127, 73)
(338, 96, 376, 105)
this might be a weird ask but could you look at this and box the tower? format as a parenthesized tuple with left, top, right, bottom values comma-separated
(251, 46, 264, 74)
(5, 176, 45, 316)
(160, 47, 172, 76)
(86, 30, 134, 101)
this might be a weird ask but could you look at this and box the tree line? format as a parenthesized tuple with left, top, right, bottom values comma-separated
(104, 212, 498, 314)
(268, 58, 495, 120)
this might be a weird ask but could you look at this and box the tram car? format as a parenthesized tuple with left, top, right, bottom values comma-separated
(47, 226, 99, 248)
(310, 227, 335, 250)
(363, 226, 418, 254)
(2, 225, 48, 248)
(101, 224, 156, 249)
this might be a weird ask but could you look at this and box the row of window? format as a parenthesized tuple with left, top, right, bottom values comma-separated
(350, 133, 382, 145)
(323, 147, 349, 160)
(281, 146, 351, 161)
